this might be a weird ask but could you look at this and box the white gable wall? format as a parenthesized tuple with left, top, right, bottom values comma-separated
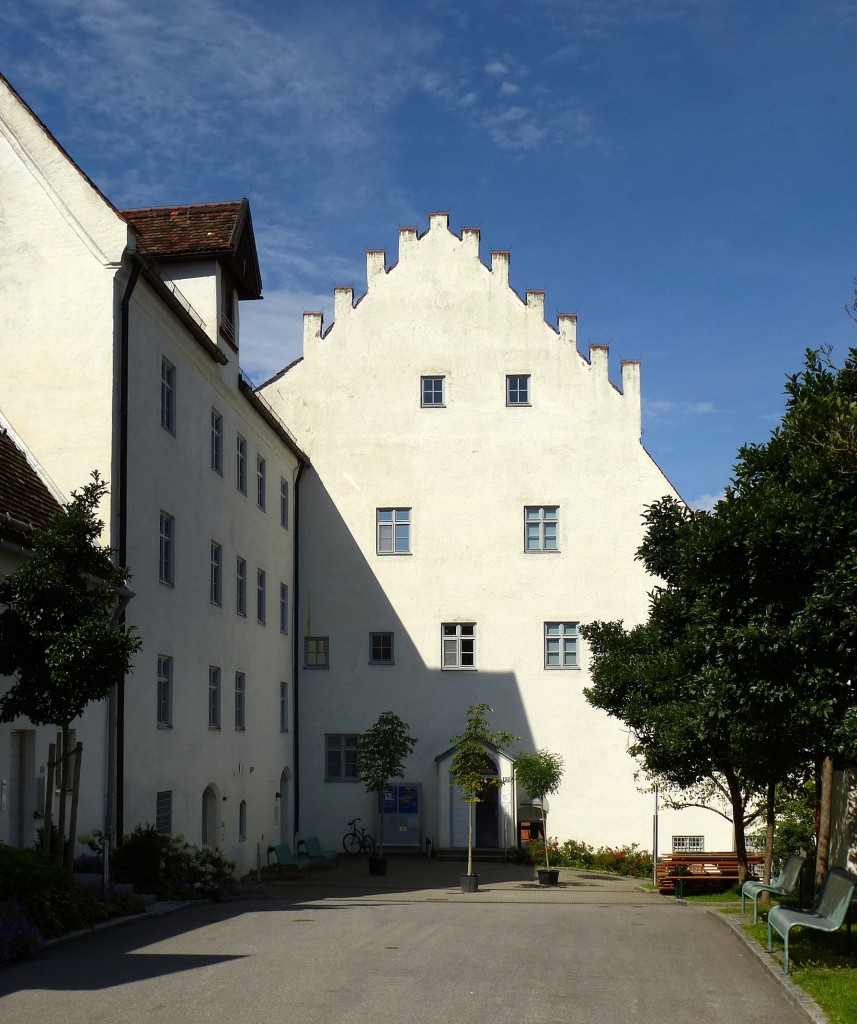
(263, 215, 735, 854)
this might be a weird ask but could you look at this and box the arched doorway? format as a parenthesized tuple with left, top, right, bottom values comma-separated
(202, 783, 220, 847)
(278, 768, 291, 844)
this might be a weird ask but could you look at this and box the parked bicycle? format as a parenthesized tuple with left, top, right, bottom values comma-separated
(342, 817, 375, 855)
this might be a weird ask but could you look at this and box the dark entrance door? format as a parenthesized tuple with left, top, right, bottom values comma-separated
(475, 784, 499, 847)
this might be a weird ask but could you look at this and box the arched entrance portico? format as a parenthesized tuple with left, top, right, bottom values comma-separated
(435, 743, 514, 850)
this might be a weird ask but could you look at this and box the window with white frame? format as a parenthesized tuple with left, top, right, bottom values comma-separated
(544, 622, 579, 668)
(280, 478, 289, 528)
(257, 455, 266, 510)
(159, 512, 175, 584)
(256, 569, 266, 624)
(279, 583, 288, 634)
(236, 557, 247, 616)
(442, 623, 476, 670)
(421, 375, 445, 407)
(157, 655, 172, 727)
(506, 374, 530, 406)
(156, 790, 172, 835)
(208, 666, 221, 729)
(210, 409, 223, 473)
(377, 508, 410, 554)
(161, 358, 176, 434)
(279, 681, 289, 732)
(525, 506, 559, 551)
(210, 541, 222, 605)
(236, 434, 247, 494)
(370, 632, 394, 664)
(326, 733, 360, 781)
(239, 799, 247, 840)
(672, 835, 705, 853)
(305, 636, 329, 668)
(234, 671, 245, 730)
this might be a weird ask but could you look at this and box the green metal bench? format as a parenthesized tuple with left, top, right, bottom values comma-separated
(741, 853, 806, 924)
(299, 835, 339, 866)
(266, 842, 312, 877)
(767, 866, 857, 973)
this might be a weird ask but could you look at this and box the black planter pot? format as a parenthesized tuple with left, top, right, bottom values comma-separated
(368, 856, 388, 876)
(537, 868, 560, 886)
(460, 873, 479, 893)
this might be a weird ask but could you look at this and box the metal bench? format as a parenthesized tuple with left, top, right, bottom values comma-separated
(266, 842, 312, 877)
(767, 866, 857, 973)
(741, 853, 806, 924)
(299, 835, 339, 866)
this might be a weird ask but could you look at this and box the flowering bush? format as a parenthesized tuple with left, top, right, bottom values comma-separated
(112, 824, 235, 899)
(520, 837, 653, 878)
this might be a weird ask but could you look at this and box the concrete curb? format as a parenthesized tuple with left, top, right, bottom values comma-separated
(44, 900, 191, 949)
(704, 907, 829, 1024)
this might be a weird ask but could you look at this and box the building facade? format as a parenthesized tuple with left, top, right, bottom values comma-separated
(260, 214, 734, 854)
(0, 74, 304, 871)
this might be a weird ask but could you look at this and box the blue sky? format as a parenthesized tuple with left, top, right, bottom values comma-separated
(2, 0, 856, 508)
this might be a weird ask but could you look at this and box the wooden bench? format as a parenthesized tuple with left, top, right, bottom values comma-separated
(657, 851, 765, 896)
(767, 866, 857, 973)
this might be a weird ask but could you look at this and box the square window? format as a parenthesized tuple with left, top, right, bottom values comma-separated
(279, 583, 289, 634)
(257, 455, 266, 510)
(159, 512, 175, 585)
(326, 733, 360, 781)
(305, 636, 329, 668)
(672, 835, 705, 853)
(210, 541, 222, 605)
(236, 435, 247, 494)
(506, 374, 530, 406)
(377, 508, 411, 554)
(441, 622, 476, 670)
(421, 375, 445, 407)
(161, 358, 176, 434)
(544, 622, 579, 668)
(210, 409, 223, 473)
(234, 671, 245, 730)
(236, 557, 247, 616)
(157, 655, 172, 727)
(156, 790, 172, 835)
(256, 569, 266, 624)
(280, 681, 289, 732)
(209, 666, 221, 729)
(525, 506, 559, 552)
(370, 632, 394, 664)
(280, 478, 289, 528)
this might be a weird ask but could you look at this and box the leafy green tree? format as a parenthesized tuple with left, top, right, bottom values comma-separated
(0, 474, 140, 868)
(449, 704, 518, 877)
(514, 749, 564, 870)
(358, 711, 417, 857)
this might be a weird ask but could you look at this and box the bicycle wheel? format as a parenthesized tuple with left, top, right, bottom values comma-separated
(361, 833, 375, 856)
(343, 831, 361, 855)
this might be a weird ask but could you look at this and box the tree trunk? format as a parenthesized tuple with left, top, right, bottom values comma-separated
(723, 765, 749, 885)
(65, 742, 83, 872)
(815, 755, 834, 893)
(56, 724, 70, 866)
(467, 801, 473, 876)
(543, 810, 549, 870)
(762, 780, 776, 885)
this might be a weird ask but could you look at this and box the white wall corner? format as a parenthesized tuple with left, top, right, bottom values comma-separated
(621, 360, 642, 435)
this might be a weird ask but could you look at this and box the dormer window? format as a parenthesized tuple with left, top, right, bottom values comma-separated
(220, 277, 236, 345)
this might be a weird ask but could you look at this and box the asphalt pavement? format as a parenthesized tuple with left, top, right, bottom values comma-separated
(0, 857, 820, 1024)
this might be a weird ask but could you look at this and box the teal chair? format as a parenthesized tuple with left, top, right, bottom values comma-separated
(741, 854, 805, 924)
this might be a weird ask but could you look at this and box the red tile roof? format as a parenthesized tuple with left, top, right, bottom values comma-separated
(123, 199, 262, 300)
(0, 428, 62, 547)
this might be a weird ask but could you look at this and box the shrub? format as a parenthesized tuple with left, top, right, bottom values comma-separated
(0, 901, 44, 964)
(112, 824, 169, 891)
(519, 837, 653, 878)
(112, 824, 236, 899)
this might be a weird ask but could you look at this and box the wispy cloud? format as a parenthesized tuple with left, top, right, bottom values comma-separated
(689, 491, 725, 511)
(644, 399, 716, 418)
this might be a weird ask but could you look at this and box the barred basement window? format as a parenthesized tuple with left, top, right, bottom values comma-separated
(672, 835, 705, 853)
(156, 790, 172, 835)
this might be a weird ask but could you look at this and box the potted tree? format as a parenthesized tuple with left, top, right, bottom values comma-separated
(449, 704, 518, 893)
(514, 748, 565, 885)
(358, 711, 417, 875)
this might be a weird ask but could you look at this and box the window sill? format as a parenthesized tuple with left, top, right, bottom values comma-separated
(441, 666, 477, 671)
(209, 726, 221, 732)
(506, 403, 532, 408)
(156, 723, 173, 730)
(544, 665, 581, 671)
(159, 579, 175, 588)
(304, 665, 330, 670)
(369, 661, 395, 666)
(524, 549, 561, 554)
(376, 551, 412, 557)
(324, 777, 361, 783)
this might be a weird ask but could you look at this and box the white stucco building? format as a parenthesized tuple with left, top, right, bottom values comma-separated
(0, 73, 305, 871)
(260, 214, 734, 854)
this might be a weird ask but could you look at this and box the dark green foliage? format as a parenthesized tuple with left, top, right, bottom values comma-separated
(358, 711, 417, 856)
(112, 824, 166, 891)
(112, 824, 236, 899)
(0, 473, 141, 731)
(518, 837, 653, 878)
(0, 901, 44, 964)
(514, 749, 564, 869)
(748, 779, 816, 868)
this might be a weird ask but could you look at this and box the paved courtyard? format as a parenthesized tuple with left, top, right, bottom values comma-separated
(0, 860, 813, 1024)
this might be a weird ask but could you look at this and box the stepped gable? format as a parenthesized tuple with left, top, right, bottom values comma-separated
(0, 427, 62, 546)
(123, 199, 262, 299)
